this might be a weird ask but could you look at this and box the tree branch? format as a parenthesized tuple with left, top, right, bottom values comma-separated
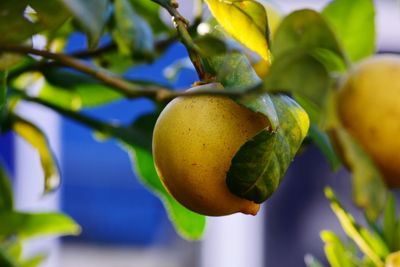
(152, 0, 209, 81)
(0, 44, 167, 99)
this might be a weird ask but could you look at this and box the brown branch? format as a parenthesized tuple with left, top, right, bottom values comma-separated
(0, 44, 165, 99)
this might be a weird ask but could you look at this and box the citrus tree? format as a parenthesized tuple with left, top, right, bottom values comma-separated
(0, 0, 399, 266)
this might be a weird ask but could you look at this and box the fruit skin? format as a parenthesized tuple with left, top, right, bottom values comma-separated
(337, 55, 400, 188)
(152, 93, 269, 216)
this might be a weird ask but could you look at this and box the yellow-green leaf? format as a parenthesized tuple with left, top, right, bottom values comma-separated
(205, 0, 271, 61)
(11, 115, 60, 193)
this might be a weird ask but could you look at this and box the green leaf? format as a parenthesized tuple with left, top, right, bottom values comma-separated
(383, 193, 397, 251)
(59, 0, 110, 47)
(333, 128, 387, 220)
(320, 231, 357, 267)
(0, 71, 7, 111)
(11, 115, 60, 193)
(0, 1, 69, 44)
(0, 165, 13, 211)
(194, 35, 227, 57)
(227, 95, 309, 203)
(113, 0, 154, 57)
(325, 187, 386, 267)
(118, 114, 206, 240)
(41, 69, 123, 110)
(205, 52, 261, 90)
(308, 124, 341, 171)
(322, 0, 375, 62)
(205, 0, 271, 61)
(0, 211, 80, 240)
(236, 93, 279, 131)
(129, 0, 169, 33)
(0, 249, 16, 267)
(265, 50, 331, 118)
(273, 9, 345, 62)
(20, 254, 46, 267)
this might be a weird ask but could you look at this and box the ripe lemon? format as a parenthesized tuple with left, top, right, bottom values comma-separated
(152, 91, 270, 216)
(337, 55, 400, 188)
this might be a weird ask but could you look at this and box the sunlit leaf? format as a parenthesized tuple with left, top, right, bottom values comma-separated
(322, 0, 375, 62)
(0, 211, 80, 240)
(59, 0, 110, 47)
(320, 231, 357, 267)
(227, 95, 309, 203)
(113, 0, 154, 57)
(386, 251, 400, 267)
(205, 0, 271, 61)
(325, 187, 386, 267)
(11, 115, 60, 193)
(41, 69, 123, 110)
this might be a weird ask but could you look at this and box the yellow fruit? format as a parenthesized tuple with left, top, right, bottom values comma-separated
(337, 55, 400, 188)
(152, 91, 270, 216)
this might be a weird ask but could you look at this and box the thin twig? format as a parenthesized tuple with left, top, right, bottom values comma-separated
(152, 0, 209, 81)
(0, 44, 166, 99)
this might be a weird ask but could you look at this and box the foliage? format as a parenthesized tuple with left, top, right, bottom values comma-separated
(0, 0, 395, 252)
(0, 166, 80, 267)
(306, 188, 400, 267)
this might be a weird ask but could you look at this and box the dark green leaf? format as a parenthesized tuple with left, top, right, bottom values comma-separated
(332, 128, 386, 220)
(59, 0, 110, 47)
(0, 165, 13, 211)
(322, 0, 375, 62)
(194, 35, 227, 57)
(117, 114, 206, 240)
(0, 211, 80, 240)
(0, 71, 7, 111)
(205, 0, 271, 60)
(113, 0, 154, 57)
(308, 124, 341, 171)
(129, 0, 169, 33)
(325, 187, 387, 266)
(0, 1, 69, 44)
(383, 193, 397, 251)
(273, 9, 345, 62)
(205, 52, 261, 90)
(11, 115, 60, 193)
(227, 95, 309, 203)
(265, 50, 331, 117)
(0, 249, 16, 267)
(320, 231, 357, 267)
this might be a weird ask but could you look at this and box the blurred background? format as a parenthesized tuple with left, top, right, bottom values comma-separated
(1, 0, 400, 266)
